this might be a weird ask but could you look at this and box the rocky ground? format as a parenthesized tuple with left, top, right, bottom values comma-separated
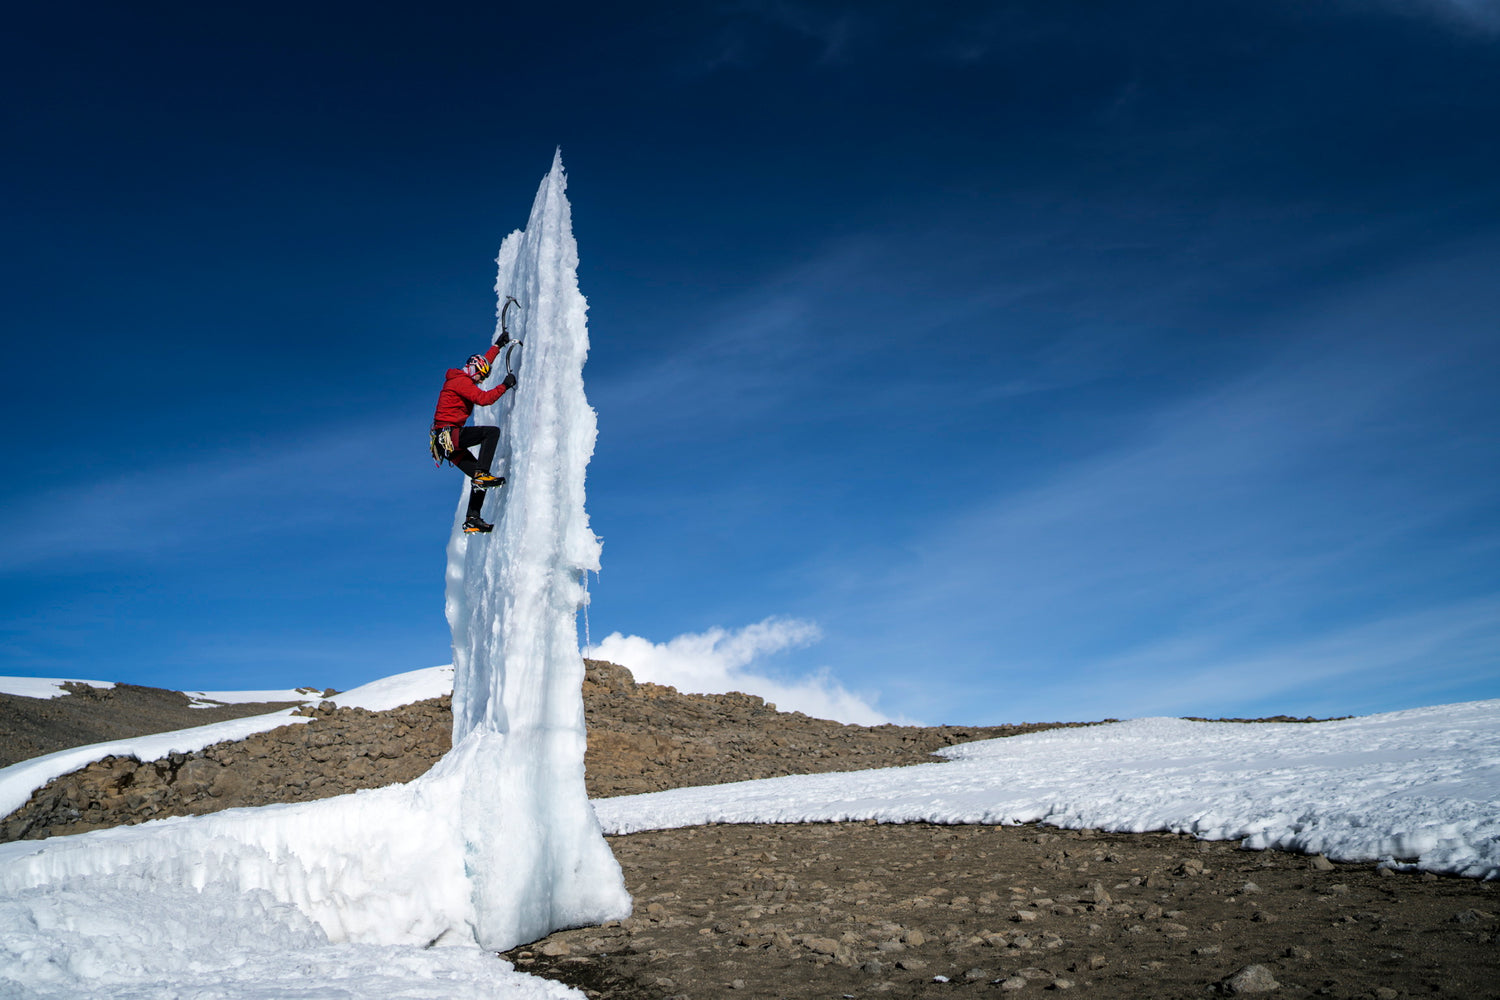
(516, 825, 1499, 1000)
(2, 663, 1495, 999)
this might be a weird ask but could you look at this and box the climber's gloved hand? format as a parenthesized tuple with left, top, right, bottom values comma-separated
(503, 372, 518, 389)
(494, 331, 510, 348)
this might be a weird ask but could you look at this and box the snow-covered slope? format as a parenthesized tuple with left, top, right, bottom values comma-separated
(595, 699, 1500, 879)
(0, 677, 116, 699)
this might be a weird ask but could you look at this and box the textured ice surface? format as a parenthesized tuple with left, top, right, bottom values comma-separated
(0, 867, 583, 999)
(595, 699, 1500, 879)
(0, 156, 623, 995)
(444, 149, 631, 949)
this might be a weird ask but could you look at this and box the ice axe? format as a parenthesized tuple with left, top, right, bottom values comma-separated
(497, 295, 524, 375)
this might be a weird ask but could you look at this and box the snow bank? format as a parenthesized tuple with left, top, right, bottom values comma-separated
(186, 686, 322, 706)
(0, 769, 472, 946)
(444, 148, 631, 949)
(0, 676, 116, 699)
(595, 700, 1500, 879)
(328, 664, 453, 711)
(0, 865, 582, 1000)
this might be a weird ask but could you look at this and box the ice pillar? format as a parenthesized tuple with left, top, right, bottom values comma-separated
(440, 151, 631, 950)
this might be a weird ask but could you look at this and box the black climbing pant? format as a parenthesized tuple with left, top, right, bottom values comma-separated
(446, 426, 500, 480)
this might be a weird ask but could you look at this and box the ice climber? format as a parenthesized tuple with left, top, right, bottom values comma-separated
(431, 342, 518, 534)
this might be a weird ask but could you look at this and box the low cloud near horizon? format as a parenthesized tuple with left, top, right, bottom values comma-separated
(586, 618, 897, 725)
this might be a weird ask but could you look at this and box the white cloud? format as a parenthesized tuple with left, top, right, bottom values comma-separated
(586, 618, 896, 725)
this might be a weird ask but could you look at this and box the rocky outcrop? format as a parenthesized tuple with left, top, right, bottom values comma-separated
(579, 660, 1091, 797)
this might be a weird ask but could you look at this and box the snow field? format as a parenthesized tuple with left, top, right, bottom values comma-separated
(594, 699, 1500, 879)
(0, 677, 116, 699)
(0, 870, 582, 1000)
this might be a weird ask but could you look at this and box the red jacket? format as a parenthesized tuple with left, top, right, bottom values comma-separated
(432, 344, 507, 429)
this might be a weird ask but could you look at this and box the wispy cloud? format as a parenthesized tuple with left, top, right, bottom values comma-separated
(587, 617, 898, 724)
(687, 2, 868, 72)
(0, 417, 424, 572)
(807, 243, 1500, 722)
(1386, 0, 1500, 33)
(1065, 596, 1500, 720)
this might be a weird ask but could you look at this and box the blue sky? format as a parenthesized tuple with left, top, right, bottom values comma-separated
(2, 0, 1497, 724)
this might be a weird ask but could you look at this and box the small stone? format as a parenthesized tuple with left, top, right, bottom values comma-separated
(1019, 967, 1051, 980)
(903, 929, 927, 946)
(1374, 990, 1397, 1000)
(896, 959, 928, 971)
(1452, 909, 1493, 924)
(1087, 954, 1108, 970)
(1194, 945, 1222, 956)
(1242, 881, 1262, 893)
(1377, 866, 1395, 878)
(1309, 855, 1335, 871)
(860, 962, 884, 974)
(538, 941, 571, 957)
(804, 936, 840, 956)
(729, 980, 746, 990)
(1012, 910, 1039, 922)
(1049, 979, 1074, 991)
(1221, 964, 1280, 994)
(999, 977, 1028, 991)
(964, 968, 989, 981)
(1422, 872, 1438, 882)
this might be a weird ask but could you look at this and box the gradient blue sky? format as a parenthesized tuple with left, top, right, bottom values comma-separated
(2, 0, 1497, 724)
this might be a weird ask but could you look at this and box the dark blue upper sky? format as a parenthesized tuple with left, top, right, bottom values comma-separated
(3, 0, 1497, 723)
